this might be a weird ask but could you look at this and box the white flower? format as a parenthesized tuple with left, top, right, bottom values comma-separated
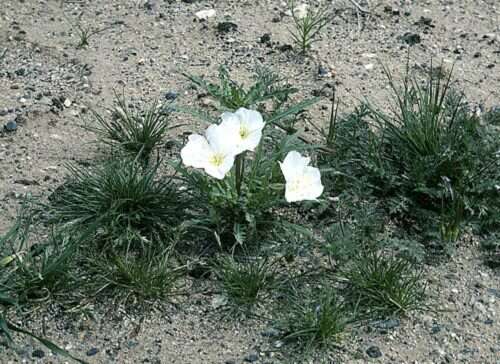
(219, 108, 265, 154)
(279, 151, 324, 203)
(181, 124, 237, 179)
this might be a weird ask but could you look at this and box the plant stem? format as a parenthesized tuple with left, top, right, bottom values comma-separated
(235, 153, 246, 197)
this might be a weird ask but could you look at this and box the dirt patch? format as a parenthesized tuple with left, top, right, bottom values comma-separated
(1, 0, 499, 363)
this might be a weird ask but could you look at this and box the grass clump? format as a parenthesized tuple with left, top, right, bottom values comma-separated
(287, 1, 331, 54)
(0, 217, 87, 363)
(320, 63, 500, 249)
(83, 247, 185, 303)
(90, 93, 174, 165)
(277, 285, 349, 351)
(49, 158, 184, 252)
(215, 255, 276, 308)
(342, 251, 426, 318)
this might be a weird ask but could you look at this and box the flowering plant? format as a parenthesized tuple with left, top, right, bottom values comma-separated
(179, 107, 323, 249)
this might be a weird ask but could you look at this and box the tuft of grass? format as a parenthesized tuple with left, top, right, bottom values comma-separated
(215, 255, 276, 308)
(48, 158, 184, 252)
(0, 216, 87, 364)
(278, 285, 349, 351)
(342, 251, 426, 318)
(319, 62, 500, 248)
(287, 0, 331, 54)
(83, 247, 185, 303)
(90, 93, 174, 165)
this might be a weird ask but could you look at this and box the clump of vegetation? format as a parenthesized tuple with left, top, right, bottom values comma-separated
(0, 216, 87, 363)
(215, 255, 276, 308)
(89, 93, 174, 165)
(287, 1, 331, 54)
(341, 251, 426, 318)
(277, 284, 349, 351)
(320, 64, 500, 250)
(48, 158, 184, 252)
(179, 67, 321, 250)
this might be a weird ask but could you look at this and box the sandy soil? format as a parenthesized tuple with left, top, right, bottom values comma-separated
(0, 0, 499, 363)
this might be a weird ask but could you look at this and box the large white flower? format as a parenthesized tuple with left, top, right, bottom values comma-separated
(219, 108, 265, 154)
(279, 151, 324, 203)
(181, 124, 237, 179)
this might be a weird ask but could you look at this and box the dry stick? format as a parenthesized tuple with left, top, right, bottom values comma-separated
(348, 0, 370, 13)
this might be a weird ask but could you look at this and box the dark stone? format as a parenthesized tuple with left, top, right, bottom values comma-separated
(260, 33, 271, 44)
(15, 68, 26, 76)
(400, 32, 421, 45)
(4, 120, 17, 131)
(86, 347, 99, 356)
(318, 65, 329, 76)
(244, 353, 259, 362)
(32, 349, 45, 358)
(372, 318, 400, 331)
(484, 318, 494, 325)
(431, 323, 441, 334)
(144, 0, 155, 10)
(366, 346, 382, 358)
(415, 16, 433, 27)
(14, 179, 39, 186)
(278, 44, 293, 52)
(164, 91, 177, 101)
(225, 361, 236, 364)
(217, 22, 238, 33)
(383, 6, 399, 15)
(474, 52, 481, 58)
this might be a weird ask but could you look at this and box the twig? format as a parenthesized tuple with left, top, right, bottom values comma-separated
(348, 0, 369, 13)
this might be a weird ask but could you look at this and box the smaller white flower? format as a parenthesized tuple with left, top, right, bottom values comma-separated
(181, 124, 236, 179)
(220, 108, 265, 154)
(280, 151, 324, 203)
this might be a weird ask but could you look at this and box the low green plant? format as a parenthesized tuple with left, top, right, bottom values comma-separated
(277, 284, 349, 350)
(48, 158, 184, 252)
(215, 255, 276, 308)
(287, 0, 331, 54)
(83, 246, 185, 303)
(89, 93, 174, 165)
(342, 251, 426, 318)
(179, 68, 322, 251)
(183, 66, 318, 133)
(0, 216, 86, 363)
(320, 63, 500, 248)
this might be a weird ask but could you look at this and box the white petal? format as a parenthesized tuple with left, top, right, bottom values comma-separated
(204, 153, 235, 179)
(240, 129, 263, 152)
(206, 123, 238, 155)
(280, 151, 311, 181)
(302, 166, 324, 200)
(235, 108, 264, 131)
(180, 134, 211, 169)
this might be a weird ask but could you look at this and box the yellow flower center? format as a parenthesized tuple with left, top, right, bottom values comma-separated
(289, 175, 311, 192)
(239, 125, 250, 139)
(209, 153, 225, 167)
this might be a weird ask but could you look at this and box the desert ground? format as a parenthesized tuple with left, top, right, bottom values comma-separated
(0, 0, 499, 363)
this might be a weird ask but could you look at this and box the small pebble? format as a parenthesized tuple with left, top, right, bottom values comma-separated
(164, 91, 177, 100)
(4, 120, 17, 132)
(244, 353, 259, 362)
(366, 346, 383, 358)
(32, 349, 45, 358)
(86, 347, 99, 356)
